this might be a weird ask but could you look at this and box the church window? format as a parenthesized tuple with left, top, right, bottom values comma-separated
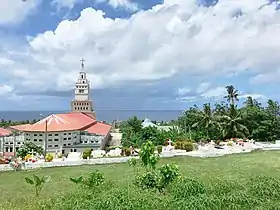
(5, 147, 8, 152)
(10, 147, 13, 152)
(81, 75, 84, 79)
(82, 81, 85, 83)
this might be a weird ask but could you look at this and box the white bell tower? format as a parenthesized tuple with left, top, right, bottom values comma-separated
(70, 59, 95, 118)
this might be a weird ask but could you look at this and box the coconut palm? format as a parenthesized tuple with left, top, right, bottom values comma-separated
(192, 103, 219, 140)
(219, 105, 249, 139)
(225, 85, 239, 106)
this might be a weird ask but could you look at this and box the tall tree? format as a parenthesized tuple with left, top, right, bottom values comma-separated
(192, 103, 218, 140)
(225, 85, 239, 106)
(219, 105, 249, 139)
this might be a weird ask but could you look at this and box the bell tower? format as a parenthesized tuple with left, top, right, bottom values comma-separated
(70, 59, 96, 118)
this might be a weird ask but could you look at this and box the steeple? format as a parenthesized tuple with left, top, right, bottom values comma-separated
(70, 59, 95, 118)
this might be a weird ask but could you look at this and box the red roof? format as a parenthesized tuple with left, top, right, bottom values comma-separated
(0, 127, 12, 136)
(9, 112, 111, 135)
(9, 124, 32, 131)
(85, 122, 112, 136)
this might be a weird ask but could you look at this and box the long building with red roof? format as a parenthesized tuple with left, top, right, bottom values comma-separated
(0, 61, 112, 155)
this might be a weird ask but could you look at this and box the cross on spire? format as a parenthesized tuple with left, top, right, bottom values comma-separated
(80, 58, 85, 69)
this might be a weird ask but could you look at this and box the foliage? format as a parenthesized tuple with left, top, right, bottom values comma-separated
(121, 147, 131, 156)
(174, 141, 193, 151)
(157, 163, 180, 191)
(45, 154, 54, 162)
(183, 142, 194, 152)
(9, 159, 25, 171)
(82, 148, 92, 159)
(135, 141, 180, 192)
(3, 151, 280, 209)
(139, 141, 159, 170)
(135, 171, 159, 189)
(157, 145, 163, 154)
(17, 142, 43, 158)
(70, 170, 105, 188)
(177, 85, 280, 141)
(25, 174, 51, 196)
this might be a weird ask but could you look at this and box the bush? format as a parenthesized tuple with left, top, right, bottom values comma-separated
(135, 171, 159, 189)
(158, 163, 179, 190)
(57, 153, 63, 158)
(157, 145, 163, 154)
(121, 147, 131, 156)
(45, 154, 54, 162)
(174, 141, 183, 149)
(70, 170, 105, 188)
(82, 148, 92, 159)
(183, 142, 193, 152)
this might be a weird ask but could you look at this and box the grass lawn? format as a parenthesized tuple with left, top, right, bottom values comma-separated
(1, 151, 280, 209)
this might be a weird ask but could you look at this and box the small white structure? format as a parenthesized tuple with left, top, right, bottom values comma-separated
(66, 152, 81, 161)
(91, 150, 106, 158)
(142, 118, 157, 128)
(107, 148, 122, 157)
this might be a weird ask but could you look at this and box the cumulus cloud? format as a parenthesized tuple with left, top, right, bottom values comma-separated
(0, 0, 40, 25)
(2, 0, 280, 100)
(96, 0, 138, 11)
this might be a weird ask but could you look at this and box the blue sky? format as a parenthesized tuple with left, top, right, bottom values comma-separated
(0, 0, 280, 111)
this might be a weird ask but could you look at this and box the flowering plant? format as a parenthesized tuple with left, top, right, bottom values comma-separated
(9, 159, 25, 171)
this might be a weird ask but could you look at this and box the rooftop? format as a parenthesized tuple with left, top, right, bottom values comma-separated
(0, 128, 12, 136)
(9, 112, 111, 136)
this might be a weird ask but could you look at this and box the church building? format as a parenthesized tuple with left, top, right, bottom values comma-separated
(0, 60, 111, 156)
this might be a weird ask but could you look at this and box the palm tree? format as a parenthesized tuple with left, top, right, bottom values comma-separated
(224, 85, 239, 106)
(192, 103, 218, 140)
(219, 105, 249, 139)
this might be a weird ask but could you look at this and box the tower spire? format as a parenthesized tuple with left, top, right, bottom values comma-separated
(80, 58, 85, 70)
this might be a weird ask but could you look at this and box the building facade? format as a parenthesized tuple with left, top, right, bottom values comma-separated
(0, 60, 111, 156)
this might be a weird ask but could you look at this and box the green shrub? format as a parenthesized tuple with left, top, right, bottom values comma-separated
(121, 147, 131, 156)
(82, 148, 92, 159)
(157, 145, 163, 154)
(70, 170, 105, 188)
(183, 142, 193, 152)
(158, 163, 179, 190)
(135, 171, 159, 189)
(45, 153, 54, 162)
(139, 141, 159, 170)
(174, 141, 183, 149)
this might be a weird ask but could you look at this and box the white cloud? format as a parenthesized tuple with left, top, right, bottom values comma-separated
(196, 82, 211, 94)
(0, 0, 40, 25)
(176, 87, 191, 96)
(239, 93, 266, 100)
(176, 96, 197, 102)
(200, 86, 226, 99)
(0, 85, 13, 96)
(249, 69, 280, 85)
(96, 0, 138, 11)
(2, 0, 280, 98)
(51, 0, 82, 10)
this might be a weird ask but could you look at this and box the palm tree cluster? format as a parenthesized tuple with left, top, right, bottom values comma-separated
(178, 85, 280, 142)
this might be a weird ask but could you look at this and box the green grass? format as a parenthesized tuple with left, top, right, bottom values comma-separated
(1, 151, 280, 209)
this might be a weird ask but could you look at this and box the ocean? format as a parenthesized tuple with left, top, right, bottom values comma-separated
(0, 110, 183, 123)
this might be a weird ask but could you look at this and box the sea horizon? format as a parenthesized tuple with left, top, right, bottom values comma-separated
(0, 110, 184, 123)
